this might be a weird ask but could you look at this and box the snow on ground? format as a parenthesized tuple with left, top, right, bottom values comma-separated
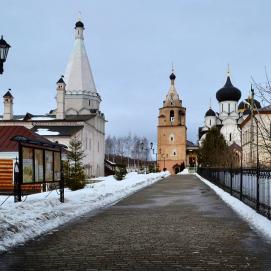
(195, 173, 271, 241)
(0, 171, 169, 253)
(177, 168, 189, 175)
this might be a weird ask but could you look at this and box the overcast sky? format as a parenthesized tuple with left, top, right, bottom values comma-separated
(1, 0, 271, 144)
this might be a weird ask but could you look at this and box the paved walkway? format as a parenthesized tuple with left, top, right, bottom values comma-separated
(1, 175, 271, 270)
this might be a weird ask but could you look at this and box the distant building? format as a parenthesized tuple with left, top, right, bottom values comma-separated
(157, 71, 197, 174)
(0, 20, 106, 177)
(240, 105, 271, 167)
(198, 71, 261, 149)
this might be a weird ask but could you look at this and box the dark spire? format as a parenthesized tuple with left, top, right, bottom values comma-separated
(3, 89, 13, 98)
(56, 75, 65, 84)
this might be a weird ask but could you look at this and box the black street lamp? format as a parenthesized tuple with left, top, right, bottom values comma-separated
(141, 142, 153, 173)
(0, 35, 11, 74)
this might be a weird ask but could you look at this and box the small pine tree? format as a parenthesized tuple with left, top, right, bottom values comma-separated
(198, 127, 231, 167)
(66, 136, 86, 190)
(114, 165, 127, 180)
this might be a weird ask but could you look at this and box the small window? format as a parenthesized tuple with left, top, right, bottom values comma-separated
(170, 110, 174, 122)
(229, 133, 232, 141)
(222, 104, 224, 111)
(209, 119, 211, 126)
(171, 137, 174, 141)
(228, 103, 230, 113)
(173, 152, 176, 156)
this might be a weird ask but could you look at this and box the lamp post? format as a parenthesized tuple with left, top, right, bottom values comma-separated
(141, 142, 153, 173)
(152, 148, 158, 172)
(237, 125, 243, 200)
(0, 35, 11, 74)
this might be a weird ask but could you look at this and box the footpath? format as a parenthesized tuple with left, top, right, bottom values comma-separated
(1, 174, 271, 270)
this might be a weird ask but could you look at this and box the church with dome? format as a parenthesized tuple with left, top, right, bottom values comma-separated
(198, 71, 262, 147)
(0, 19, 106, 177)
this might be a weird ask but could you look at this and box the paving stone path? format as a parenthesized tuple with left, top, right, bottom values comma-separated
(1, 174, 271, 270)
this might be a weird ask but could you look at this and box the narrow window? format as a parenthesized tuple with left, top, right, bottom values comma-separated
(222, 104, 224, 111)
(229, 133, 232, 141)
(209, 119, 211, 126)
(228, 103, 230, 113)
(170, 110, 174, 123)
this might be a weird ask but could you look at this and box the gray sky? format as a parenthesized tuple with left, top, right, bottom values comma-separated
(1, 0, 271, 143)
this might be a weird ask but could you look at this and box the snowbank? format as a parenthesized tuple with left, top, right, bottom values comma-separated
(0, 171, 169, 252)
(195, 173, 271, 241)
(177, 168, 189, 175)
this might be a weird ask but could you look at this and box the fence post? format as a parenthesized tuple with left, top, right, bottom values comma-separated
(59, 152, 64, 203)
(230, 164, 233, 195)
(256, 167, 259, 213)
(240, 166, 243, 201)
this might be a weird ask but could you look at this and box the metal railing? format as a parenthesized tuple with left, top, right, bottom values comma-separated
(197, 167, 271, 219)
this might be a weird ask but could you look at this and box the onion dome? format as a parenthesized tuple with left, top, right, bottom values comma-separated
(243, 109, 250, 116)
(205, 108, 216, 117)
(238, 101, 245, 110)
(75, 20, 84, 29)
(169, 72, 176, 81)
(216, 76, 241, 102)
(238, 98, 261, 111)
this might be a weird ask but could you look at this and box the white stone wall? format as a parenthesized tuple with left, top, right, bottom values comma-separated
(65, 92, 101, 114)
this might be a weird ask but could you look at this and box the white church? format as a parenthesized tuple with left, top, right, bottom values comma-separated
(198, 71, 261, 147)
(0, 19, 106, 177)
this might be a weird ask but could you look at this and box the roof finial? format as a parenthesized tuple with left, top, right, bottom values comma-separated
(78, 11, 82, 21)
(209, 97, 212, 109)
(227, 63, 231, 77)
(171, 61, 174, 73)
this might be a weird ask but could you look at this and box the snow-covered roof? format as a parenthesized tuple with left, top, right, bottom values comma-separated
(36, 128, 60, 136)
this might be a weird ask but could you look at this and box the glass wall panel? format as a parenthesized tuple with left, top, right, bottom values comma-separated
(45, 150, 53, 182)
(35, 149, 44, 182)
(22, 147, 33, 183)
(54, 152, 61, 181)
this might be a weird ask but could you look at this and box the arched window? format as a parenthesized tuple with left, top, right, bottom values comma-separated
(209, 119, 211, 126)
(178, 110, 182, 124)
(170, 110, 174, 123)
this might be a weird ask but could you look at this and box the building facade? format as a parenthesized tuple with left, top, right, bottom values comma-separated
(157, 71, 187, 174)
(0, 20, 105, 177)
(241, 105, 271, 167)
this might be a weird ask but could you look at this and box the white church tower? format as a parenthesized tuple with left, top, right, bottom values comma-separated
(56, 76, 66, 120)
(64, 20, 101, 115)
(3, 90, 13, 120)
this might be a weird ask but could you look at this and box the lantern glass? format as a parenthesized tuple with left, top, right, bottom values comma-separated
(0, 36, 11, 62)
